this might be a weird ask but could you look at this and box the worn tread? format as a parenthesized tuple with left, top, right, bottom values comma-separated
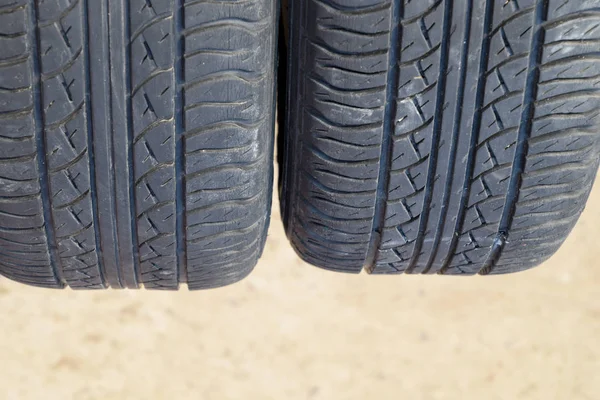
(281, 0, 600, 275)
(0, 0, 276, 290)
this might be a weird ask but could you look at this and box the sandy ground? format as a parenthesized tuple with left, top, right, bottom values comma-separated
(1, 176, 599, 400)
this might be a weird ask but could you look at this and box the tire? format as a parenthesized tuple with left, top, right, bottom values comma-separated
(0, 0, 276, 290)
(280, 0, 600, 275)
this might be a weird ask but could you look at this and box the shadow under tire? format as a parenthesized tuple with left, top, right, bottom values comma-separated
(280, 0, 600, 275)
(0, 0, 276, 290)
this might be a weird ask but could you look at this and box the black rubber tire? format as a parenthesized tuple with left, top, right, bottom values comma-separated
(0, 0, 276, 290)
(280, 0, 600, 275)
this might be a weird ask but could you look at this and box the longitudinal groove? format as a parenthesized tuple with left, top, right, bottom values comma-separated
(173, 0, 187, 284)
(107, 0, 124, 288)
(106, 0, 138, 287)
(29, 0, 65, 286)
(102, 0, 123, 288)
(423, 0, 474, 273)
(87, 0, 115, 287)
(480, 0, 549, 275)
(439, 0, 495, 274)
(123, 0, 140, 287)
(83, 0, 107, 287)
(405, 0, 453, 273)
(440, 1, 494, 274)
(364, 0, 402, 271)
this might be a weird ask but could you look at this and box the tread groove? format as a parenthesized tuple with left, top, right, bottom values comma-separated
(423, 0, 475, 274)
(365, 0, 402, 271)
(124, 0, 140, 288)
(29, 0, 65, 287)
(83, 0, 107, 288)
(481, 0, 550, 275)
(405, 0, 453, 273)
(174, 0, 186, 285)
(440, 0, 495, 273)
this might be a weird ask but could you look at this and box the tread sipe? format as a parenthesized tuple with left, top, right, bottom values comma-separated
(280, 0, 600, 275)
(0, 0, 276, 290)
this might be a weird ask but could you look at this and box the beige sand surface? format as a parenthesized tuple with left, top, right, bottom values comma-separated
(1, 179, 599, 400)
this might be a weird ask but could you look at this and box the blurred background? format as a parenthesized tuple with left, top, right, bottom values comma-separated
(1, 171, 598, 400)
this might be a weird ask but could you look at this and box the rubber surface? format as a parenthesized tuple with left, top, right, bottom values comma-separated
(0, 0, 276, 289)
(280, 0, 600, 275)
